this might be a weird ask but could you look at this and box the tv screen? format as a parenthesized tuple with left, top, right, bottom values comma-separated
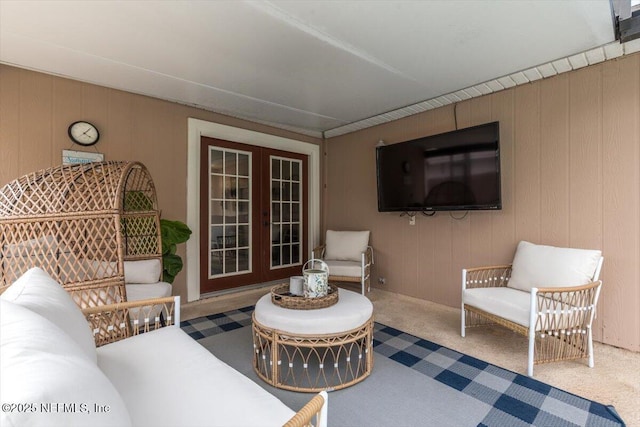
(376, 122, 501, 212)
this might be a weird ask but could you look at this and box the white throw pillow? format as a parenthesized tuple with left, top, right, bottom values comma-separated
(324, 230, 370, 262)
(507, 241, 602, 292)
(0, 299, 132, 427)
(1, 267, 97, 363)
(124, 259, 162, 284)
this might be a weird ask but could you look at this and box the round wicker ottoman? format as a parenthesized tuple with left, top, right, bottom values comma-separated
(252, 288, 373, 392)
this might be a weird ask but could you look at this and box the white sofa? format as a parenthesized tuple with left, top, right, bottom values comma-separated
(461, 241, 603, 376)
(1, 268, 327, 427)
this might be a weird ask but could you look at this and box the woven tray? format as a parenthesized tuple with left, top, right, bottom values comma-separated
(271, 283, 339, 310)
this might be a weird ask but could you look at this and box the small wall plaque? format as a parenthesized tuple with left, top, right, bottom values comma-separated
(62, 149, 104, 165)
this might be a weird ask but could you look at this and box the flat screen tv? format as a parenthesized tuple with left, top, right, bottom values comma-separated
(376, 121, 501, 212)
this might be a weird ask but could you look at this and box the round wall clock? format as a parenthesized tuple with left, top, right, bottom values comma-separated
(68, 121, 100, 146)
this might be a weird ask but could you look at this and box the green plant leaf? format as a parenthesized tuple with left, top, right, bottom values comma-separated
(163, 271, 176, 284)
(159, 218, 192, 283)
(162, 253, 183, 284)
(167, 243, 177, 256)
(161, 219, 192, 244)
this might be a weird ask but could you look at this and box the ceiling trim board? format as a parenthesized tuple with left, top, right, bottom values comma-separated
(324, 41, 632, 139)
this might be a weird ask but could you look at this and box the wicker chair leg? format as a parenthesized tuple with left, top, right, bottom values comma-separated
(588, 327, 595, 368)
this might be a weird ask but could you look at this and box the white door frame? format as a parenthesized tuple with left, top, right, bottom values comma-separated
(186, 118, 320, 302)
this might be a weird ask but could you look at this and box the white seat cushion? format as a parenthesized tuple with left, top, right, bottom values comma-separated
(463, 287, 532, 327)
(97, 327, 295, 427)
(325, 259, 363, 277)
(464, 286, 589, 331)
(1, 267, 97, 363)
(1, 299, 132, 427)
(255, 288, 373, 334)
(508, 241, 602, 292)
(324, 230, 369, 262)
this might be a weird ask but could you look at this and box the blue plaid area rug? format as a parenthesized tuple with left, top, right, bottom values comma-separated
(181, 307, 625, 427)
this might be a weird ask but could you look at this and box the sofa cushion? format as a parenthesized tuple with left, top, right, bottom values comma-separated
(97, 327, 295, 427)
(1, 267, 97, 363)
(124, 259, 162, 284)
(0, 299, 132, 427)
(507, 241, 602, 293)
(0, 299, 88, 359)
(324, 230, 369, 262)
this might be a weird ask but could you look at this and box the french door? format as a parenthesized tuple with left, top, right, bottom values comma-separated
(199, 137, 308, 294)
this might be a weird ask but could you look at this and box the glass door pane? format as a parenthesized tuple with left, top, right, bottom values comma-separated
(270, 156, 302, 269)
(209, 147, 252, 278)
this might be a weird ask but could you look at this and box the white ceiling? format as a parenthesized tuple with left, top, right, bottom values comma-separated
(0, 1, 618, 138)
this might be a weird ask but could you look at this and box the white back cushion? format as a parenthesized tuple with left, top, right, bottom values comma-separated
(0, 299, 132, 427)
(1, 267, 97, 363)
(324, 230, 370, 262)
(508, 241, 602, 292)
(124, 259, 162, 284)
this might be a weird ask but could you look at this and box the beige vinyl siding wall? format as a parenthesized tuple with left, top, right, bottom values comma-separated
(325, 54, 640, 352)
(2, 53, 640, 352)
(0, 64, 322, 301)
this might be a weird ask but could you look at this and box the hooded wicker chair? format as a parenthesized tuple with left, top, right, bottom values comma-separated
(0, 161, 163, 309)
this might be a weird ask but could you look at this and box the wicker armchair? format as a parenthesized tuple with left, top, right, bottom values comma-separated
(461, 241, 603, 376)
(312, 230, 373, 295)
